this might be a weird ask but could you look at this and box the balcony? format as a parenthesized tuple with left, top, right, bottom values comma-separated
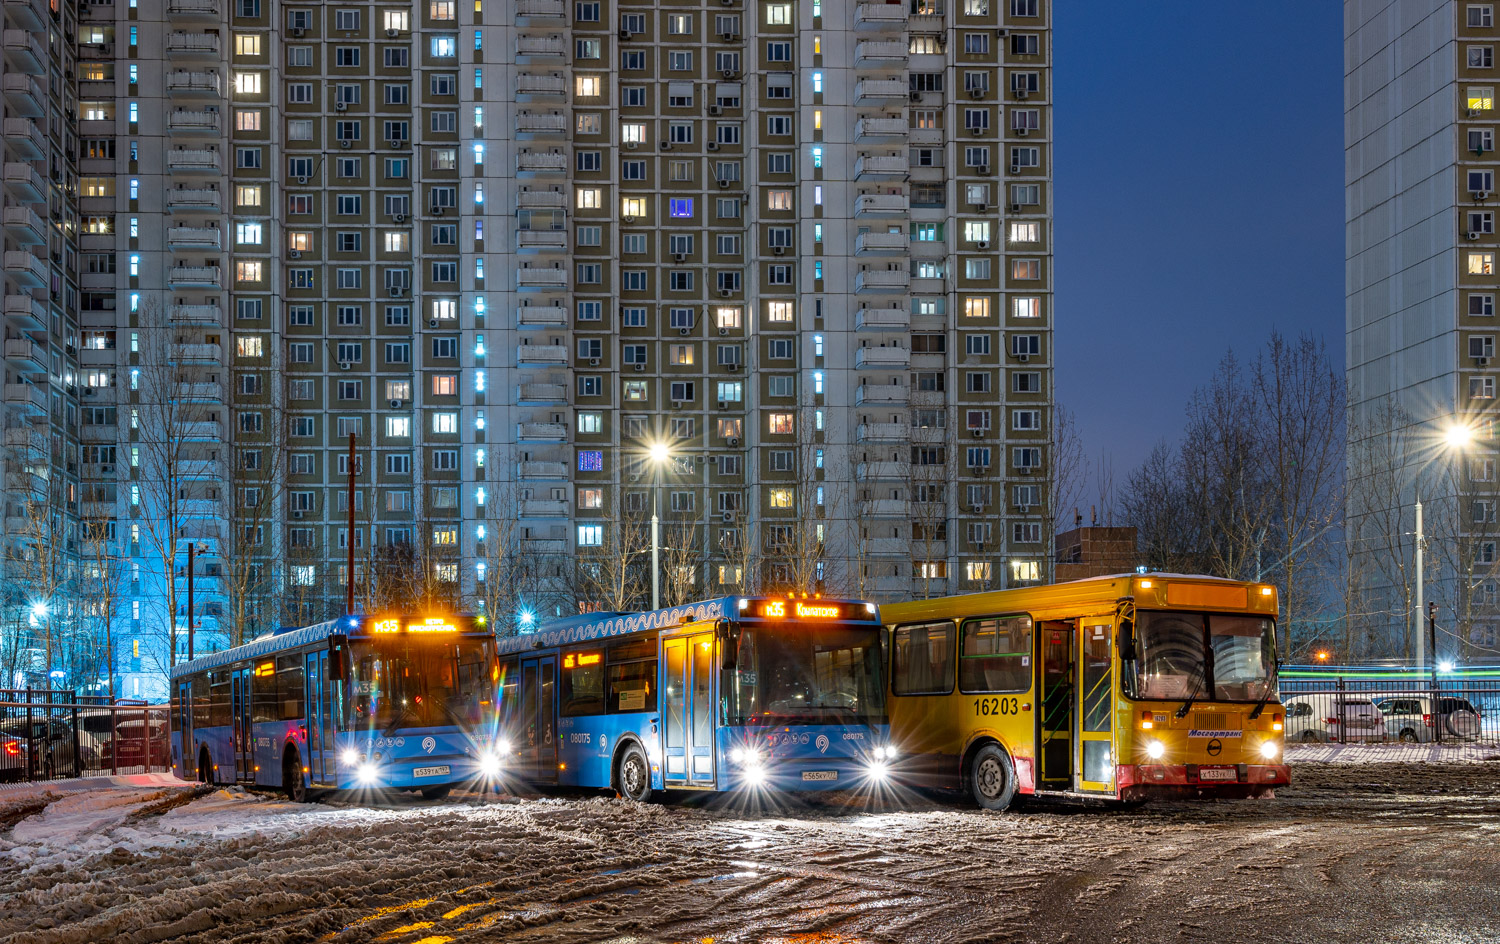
(167, 109, 220, 136)
(516, 73, 567, 100)
(909, 126, 943, 147)
(517, 151, 568, 176)
(170, 303, 223, 325)
(2, 0, 45, 31)
(166, 188, 222, 212)
(855, 193, 909, 216)
(171, 342, 221, 362)
(855, 40, 908, 69)
(856, 460, 908, 482)
(855, 2, 908, 30)
(854, 78, 908, 104)
(178, 420, 220, 440)
(517, 35, 566, 60)
(523, 537, 569, 555)
(166, 226, 222, 249)
(167, 265, 222, 288)
(165, 71, 222, 97)
(5, 426, 45, 456)
(516, 267, 567, 290)
(3, 206, 45, 246)
(5, 337, 45, 374)
(4, 382, 46, 416)
(856, 384, 909, 406)
(855, 154, 909, 179)
(3, 162, 45, 203)
(520, 499, 569, 517)
(911, 273, 945, 295)
(2, 117, 44, 160)
(176, 382, 222, 402)
(855, 117, 908, 142)
(517, 344, 568, 366)
(2, 30, 44, 74)
(856, 346, 911, 369)
(857, 422, 907, 442)
(516, 229, 567, 252)
(518, 382, 567, 404)
(6, 470, 46, 500)
(517, 189, 567, 209)
(1, 74, 42, 117)
(516, 0, 567, 23)
(517, 305, 567, 328)
(854, 232, 908, 255)
(855, 306, 910, 331)
(167, 148, 221, 174)
(178, 458, 224, 479)
(518, 422, 568, 442)
(854, 269, 910, 294)
(518, 460, 569, 479)
(4, 293, 44, 330)
(167, 0, 219, 17)
(166, 32, 220, 57)
(864, 538, 910, 556)
(516, 112, 568, 138)
(4, 251, 46, 287)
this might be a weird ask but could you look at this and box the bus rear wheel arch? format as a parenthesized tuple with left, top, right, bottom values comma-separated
(615, 741, 654, 803)
(966, 741, 1018, 811)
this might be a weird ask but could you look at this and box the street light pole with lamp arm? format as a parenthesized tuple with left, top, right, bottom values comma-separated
(1417, 423, 1476, 672)
(648, 441, 672, 611)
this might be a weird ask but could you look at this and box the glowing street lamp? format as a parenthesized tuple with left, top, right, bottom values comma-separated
(1415, 421, 1476, 673)
(648, 441, 673, 610)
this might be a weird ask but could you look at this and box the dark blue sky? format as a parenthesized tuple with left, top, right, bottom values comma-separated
(1053, 2, 1345, 491)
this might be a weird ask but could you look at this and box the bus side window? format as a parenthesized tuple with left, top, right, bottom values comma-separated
(277, 655, 305, 722)
(561, 650, 606, 716)
(191, 674, 211, 729)
(499, 659, 520, 722)
(958, 616, 1031, 694)
(607, 637, 658, 713)
(208, 671, 232, 727)
(891, 622, 955, 695)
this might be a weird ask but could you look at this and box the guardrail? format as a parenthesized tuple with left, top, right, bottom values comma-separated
(1279, 666, 1500, 746)
(0, 696, 170, 783)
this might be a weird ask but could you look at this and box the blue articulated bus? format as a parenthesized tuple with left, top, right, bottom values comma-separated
(496, 595, 892, 801)
(169, 613, 501, 800)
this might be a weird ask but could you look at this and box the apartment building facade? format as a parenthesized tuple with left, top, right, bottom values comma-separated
(1347, 0, 1500, 659)
(3, 0, 1053, 700)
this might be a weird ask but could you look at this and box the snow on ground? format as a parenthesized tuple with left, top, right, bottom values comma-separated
(2, 758, 1499, 944)
(1286, 739, 1500, 764)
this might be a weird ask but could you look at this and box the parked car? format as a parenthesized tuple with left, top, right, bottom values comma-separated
(0, 718, 79, 779)
(1284, 696, 1387, 743)
(0, 734, 25, 783)
(101, 715, 171, 771)
(1370, 693, 1484, 742)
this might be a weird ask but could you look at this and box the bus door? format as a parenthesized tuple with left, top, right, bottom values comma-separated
(1076, 620, 1116, 793)
(177, 681, 193, 776)
(1037, 620, 1074, 790)
(662, 632, 716, 787)
(520, 656, 558, 783)
(231, 668, 253, 781)
(304, 651, 332, 784)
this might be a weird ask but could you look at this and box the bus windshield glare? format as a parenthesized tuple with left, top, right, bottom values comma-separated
(350, 636, 495, 731)
(723, 623, 885, 726)
(1129, 611, 1276, 703)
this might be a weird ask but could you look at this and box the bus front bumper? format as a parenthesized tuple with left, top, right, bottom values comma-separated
(1118, 762, 1290, 794)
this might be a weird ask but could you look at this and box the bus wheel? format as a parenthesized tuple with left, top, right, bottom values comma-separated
(617, 744, 653, 803)
(283, 750, 308, 803)
(420, 785, 452, 800)
(969, 744, 1018, 811)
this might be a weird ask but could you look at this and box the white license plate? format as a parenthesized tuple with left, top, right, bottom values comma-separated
(413, 765, 450, 778)
(1196, 766, 1237, 782)
(802, 770, 838, 782)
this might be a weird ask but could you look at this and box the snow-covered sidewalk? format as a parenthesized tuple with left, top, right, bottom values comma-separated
(1287, 740, 1500, 764)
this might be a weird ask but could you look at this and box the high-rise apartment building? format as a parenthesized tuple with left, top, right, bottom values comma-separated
(3, 0, 1052, 699)
(1347, 0, 1500, 659)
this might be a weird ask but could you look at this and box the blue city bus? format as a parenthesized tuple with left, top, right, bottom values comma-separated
(169, 613, 502, 800)
(496, 596, 892, 800)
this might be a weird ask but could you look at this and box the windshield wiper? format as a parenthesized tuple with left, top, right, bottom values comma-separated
(382, 701, 415, 737)
(1174, 644, 1214, 720)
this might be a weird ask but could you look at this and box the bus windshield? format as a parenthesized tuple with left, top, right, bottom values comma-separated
(723, 623, 885, 726)
(1130, 611, 1276, 703)
(349, 635, 496, 731)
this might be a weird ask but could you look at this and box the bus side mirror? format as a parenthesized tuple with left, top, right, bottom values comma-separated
(716, 620, 739, 671)
(328, 646, 347, 678)
(1118, 620, 1137, 662)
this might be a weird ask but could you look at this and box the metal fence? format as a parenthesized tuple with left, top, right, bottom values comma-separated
(1, 690, 171, 784)
(1279, 666, 1500, 745)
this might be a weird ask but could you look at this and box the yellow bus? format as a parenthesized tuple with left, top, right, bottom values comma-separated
(881, 574, 1288, 809)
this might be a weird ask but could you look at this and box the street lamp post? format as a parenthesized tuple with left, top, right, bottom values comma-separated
(648, 442, 671, 610)
(184, 542, 207, 662)
(1415, 423, 1475, 673)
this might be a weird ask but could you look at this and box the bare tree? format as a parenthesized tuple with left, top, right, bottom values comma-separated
(219, 397, 288, 646)
(1045, 403, 1087, 579)
(1345, 397, 1418, 659)
(763, 413, 843, 594)
(78, 518, 127, 698)
(576, 506, 650, 613)
(6, 468, 73, 686)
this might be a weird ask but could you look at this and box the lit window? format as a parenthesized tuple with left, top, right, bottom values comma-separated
(386, 417, 411, 437)
(965, 297, 992, 319)
(769, 488, 794, 509)
(767, 301, 794, 323)
(1471, 252, 1497, 275)
(768, 413, 795, 434)
(576, 187, 602, 209)
(236, 261, 263, 283)
(766, 3, 791, 24)
(670, 198, 694, 218)
(1012, 297, 1041, 319)
(235, 222, 263, 245)
(234, 72, 261, 95)
(767, 190, 793, 210)
(236, 337, 264, 357)
(576, 75, 601, 97)
(1471, 86, 1496, 111)
(235, 34, 261, 55)
(432, 412, 459, 433)
(578, 524, 604, 547)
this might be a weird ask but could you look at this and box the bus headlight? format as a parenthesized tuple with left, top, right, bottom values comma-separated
(730, 747, 763, 769)
(341, 749, 361, 767)
(1146, 740, 1166, 760)
(357, 762, 378, 784)
(744, 765, 767, 787)
(866, 760, 890, 780)
(872, 745, 898, 761)
(1259, 741, 1279, 760)
(495, 738, 512, 755)
(479, 752, 502, 776)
